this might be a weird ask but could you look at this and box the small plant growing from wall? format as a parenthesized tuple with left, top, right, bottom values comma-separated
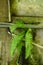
(9, 20, 33, 65)
(9, 20, 43, 65)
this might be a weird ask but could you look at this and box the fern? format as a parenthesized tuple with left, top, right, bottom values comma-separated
(10, 31, 25, 57)
(25, 29, 33, 59)
(10, 20, 33, 60)
(10, 20, 25, 33)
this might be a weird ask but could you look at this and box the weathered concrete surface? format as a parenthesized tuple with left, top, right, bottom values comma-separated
(12, 17, 43, 23)
(0, 28, 11, 65)
(29, 29, 43, 65)
(0, 0, 10, 22)
(35, 29, 43, 63)
(11, 0, 43, 16)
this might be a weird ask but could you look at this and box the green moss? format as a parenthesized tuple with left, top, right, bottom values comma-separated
(12, 17, 43, 23)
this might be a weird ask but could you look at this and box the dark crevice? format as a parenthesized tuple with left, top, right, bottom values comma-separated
(18, 46, 28, 65)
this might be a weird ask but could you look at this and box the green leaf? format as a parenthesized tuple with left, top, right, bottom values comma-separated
(25, 29, 33, 59)
(17, 42, 22, 56)
(10, 31, 25, 57)
(10, 24, 17, 33)
(10, 20, 24, 33)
